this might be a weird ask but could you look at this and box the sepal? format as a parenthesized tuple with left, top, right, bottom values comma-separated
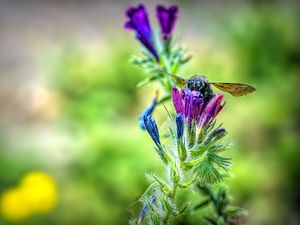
(178, 176, 197, 188)
(154, 145, 171, 165)
(147, 174, 171, 196)
(186, 120, 196, 148)
(177, 139, 187, 161)
(170, 163, 180, 184)
(137, 189, 158, 224)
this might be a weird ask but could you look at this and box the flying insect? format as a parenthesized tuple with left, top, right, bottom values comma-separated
(162, 71, 256, 102)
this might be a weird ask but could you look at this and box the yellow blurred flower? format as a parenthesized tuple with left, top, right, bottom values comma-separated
(1, 171, 58, 221)
(1, 188, 32, 221)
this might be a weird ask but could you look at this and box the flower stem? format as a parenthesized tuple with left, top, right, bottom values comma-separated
(163, 179, 179, 225)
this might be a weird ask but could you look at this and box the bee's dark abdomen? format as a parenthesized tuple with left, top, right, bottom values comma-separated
(203, 88, 215, 103)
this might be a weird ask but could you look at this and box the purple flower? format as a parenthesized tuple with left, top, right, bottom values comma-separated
(200, 93, 225, 127)
(124, 4, 159, 61)
(172, 86, 225, 128)
(156, 5, 178, 40)
(183, 88, 204, 122)
(172, 86, 205, 122)
(172, 85, 184, 114)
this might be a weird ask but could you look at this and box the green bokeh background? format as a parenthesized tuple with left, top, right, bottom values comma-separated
(0, 0, 299, 225)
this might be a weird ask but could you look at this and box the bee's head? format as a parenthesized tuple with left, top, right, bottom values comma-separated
(187, 75, 214, 102)
(187, 75, 207, 92)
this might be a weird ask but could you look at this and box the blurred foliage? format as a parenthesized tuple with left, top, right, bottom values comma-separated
(45, 40, 142, 126)
(0, 2, 299, 225)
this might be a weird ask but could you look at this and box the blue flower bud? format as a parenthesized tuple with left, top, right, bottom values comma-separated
(205, 127, 227, 144)
(144, 115, 161, 147)
(138, 97, 158, 130)
(211, 127, 226, 139)
(176, 114, 184, 141)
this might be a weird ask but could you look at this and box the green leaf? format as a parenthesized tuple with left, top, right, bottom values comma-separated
(203, 216, 218, 225)
(136, 74, 160, 88)
(180, 55, 192, 64)
(193, 159, 223, 184)
(192, 199, 211, 211)
(191, 142, 210, 158)
(175, 203, 189, 216)
(208, 152, 232, 172)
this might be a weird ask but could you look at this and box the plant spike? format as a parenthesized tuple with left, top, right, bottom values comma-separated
(124, 3, 246, 225)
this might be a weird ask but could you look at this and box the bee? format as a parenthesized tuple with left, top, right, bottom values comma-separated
(162, 71, 256, 102)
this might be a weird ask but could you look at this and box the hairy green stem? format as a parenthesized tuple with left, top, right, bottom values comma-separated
(163, 175, 179, 225)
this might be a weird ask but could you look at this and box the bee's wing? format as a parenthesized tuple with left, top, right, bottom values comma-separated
(210, 82, 256, 97)
(169, 74, 187, 88)
(157, 70, 187, 88)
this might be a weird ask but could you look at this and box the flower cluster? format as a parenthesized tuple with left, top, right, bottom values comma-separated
(172, 87, 224, 126)
(125, 4, 178, 62)
(172, 86, 225, 148)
